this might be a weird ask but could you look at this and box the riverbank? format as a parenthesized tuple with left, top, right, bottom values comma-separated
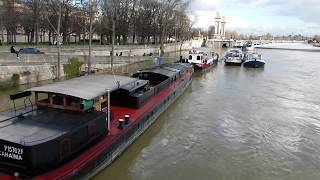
(256, 43, 320, 52)
(0, 55, 177, 112)
(0, 40, 202, 85)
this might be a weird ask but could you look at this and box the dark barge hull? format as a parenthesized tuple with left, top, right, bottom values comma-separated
(86, 78, 192, 179)
(0, 64, 193, 180)
(243, 60, 265, 68)
(224, 61, 242, 66)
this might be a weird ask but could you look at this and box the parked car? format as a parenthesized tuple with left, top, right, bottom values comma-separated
(19, 48, 45, 54)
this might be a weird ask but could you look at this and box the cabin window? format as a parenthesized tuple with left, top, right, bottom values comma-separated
(189, 55, 192, 60)
(35, 92, 82, 111)
(197, 56, 201, 60)
(59, 138, 71, 161)
(66, 96, 81, 108)
(52, 94, 64, 105)
(35, 92, 50, 103)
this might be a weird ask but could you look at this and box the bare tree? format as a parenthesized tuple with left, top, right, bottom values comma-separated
(0, 0, 4, 44)
(157, 0, 189, 57)
(74, 0, 101, 74)
(2, 0, 20, 44)
(20, 0, 45, 44)
(102, 0, 121, 69)
(44, 0, 63, 79)
(175, 10, 192, 57)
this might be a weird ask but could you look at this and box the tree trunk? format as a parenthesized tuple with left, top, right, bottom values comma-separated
(48, 31, 52, 44)
(179, 41, 184, 57)
(6, 31, 9, 44)
(160, 30, 165, 57)
(1, 27, 4, 44)
(63, 32, 67, 44)
(88, 13, 93, 74)
(56, 5, 62, 80)
(35, 24, 39, 44)
(31, 30, 34, 43)
(132, 33, 135, 44)
(111, 19, 115, 69)
(43, 31, 46, 43)
(83, 33, 86, 45)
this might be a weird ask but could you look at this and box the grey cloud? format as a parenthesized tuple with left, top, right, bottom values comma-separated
(225, 0, 320, 24)
(189, 0, 217, 11)
(270, 0, 320, 24)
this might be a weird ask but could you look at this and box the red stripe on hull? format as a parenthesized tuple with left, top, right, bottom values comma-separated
(0, 68, 193, 180)
(193, 62, 215, 70)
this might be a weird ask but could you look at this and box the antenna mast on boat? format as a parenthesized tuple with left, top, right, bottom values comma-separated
(107, 88, 111, 133)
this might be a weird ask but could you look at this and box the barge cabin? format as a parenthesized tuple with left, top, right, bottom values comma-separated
(0, 63, 193, 179)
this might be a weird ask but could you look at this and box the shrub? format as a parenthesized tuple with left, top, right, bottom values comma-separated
(0, 73, 20, 90)
(11, 74, 20, 87)
(63, 57, 83, 79)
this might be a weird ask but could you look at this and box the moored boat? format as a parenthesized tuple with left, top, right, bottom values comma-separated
(187, 47, 219, 70)
(0, 63, 193, 179)
(243, 53, 266, 68)
(313, 43, 320, 47)
(234, 40, 245, 48)
(224, 49, 244, 66)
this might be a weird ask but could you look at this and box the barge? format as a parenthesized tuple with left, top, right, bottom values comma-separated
(243, 53, 265, 68)
(186, 47, 219, 70)
(0, 63, 193, 179)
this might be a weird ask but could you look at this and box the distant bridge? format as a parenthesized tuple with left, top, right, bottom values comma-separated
(206, 39, 234, 48)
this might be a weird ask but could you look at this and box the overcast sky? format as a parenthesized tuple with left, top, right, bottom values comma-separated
(189, 0, 320, 36)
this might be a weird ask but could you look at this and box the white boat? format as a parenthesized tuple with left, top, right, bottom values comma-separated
(234, 40, 246, 48)
(224, 49, 244, 66)
(187, 47, 219, 70)
(313, 43, 320, 47)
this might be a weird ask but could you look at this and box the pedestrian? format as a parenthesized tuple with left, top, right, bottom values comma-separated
(10, 46, 19, 57)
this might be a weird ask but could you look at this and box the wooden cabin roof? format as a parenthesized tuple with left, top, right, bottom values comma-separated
(27, 75, 138, 100)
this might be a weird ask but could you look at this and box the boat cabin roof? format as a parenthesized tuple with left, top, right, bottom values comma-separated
(0, 108, 103, 145)
(135, 63, 189, 78)
(27, 75, 138, 100)
(190, 47, 211, 53)
(120, 79, 149, 93)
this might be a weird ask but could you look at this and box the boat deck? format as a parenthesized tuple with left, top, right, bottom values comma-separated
(0, 108, 102, 146)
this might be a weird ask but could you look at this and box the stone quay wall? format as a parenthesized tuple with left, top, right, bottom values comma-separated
(0, 40, 202, 84)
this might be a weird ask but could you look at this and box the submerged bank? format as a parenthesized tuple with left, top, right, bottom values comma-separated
(256, 43, 320, 52)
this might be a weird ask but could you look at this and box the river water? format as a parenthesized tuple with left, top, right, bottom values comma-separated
(1, 47, 320, 180)
(93, 48, 320, 180)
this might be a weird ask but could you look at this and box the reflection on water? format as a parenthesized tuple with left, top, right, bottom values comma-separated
(0, 80, 53, 111)
(94, 48, 320, 180)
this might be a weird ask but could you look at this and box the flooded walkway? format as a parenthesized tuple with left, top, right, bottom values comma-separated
(257, 43, 320, 51)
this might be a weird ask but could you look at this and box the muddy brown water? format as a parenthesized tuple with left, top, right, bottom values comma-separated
(94, 48, 320, 180)
(1, 48, 320, 180)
